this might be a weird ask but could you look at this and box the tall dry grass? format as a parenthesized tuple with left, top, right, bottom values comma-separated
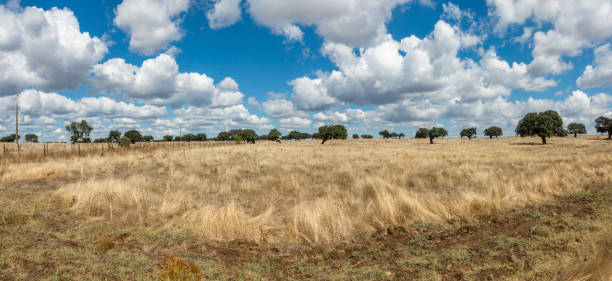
(2, 136, 610, 245)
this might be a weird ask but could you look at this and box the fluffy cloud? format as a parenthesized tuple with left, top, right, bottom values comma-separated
(577, 44, 612, 89)
(207, 0, 243, 29)
(0, 90, 166, 120)
(244, 0, 415, 46)
(313, 109, 366, 124)
(114, 0, 189, 54)
(368, 90, 612, 135)
(261, 99, 296, 118)
(289, 20, 553, 111)
(0, 5, 107, 95)
(278, 117, 312, 130)
(89, 54, 244, 108)
(0, 90, 168, 140)
(173, 104, 270, 131)
(487, 0, 612, 77)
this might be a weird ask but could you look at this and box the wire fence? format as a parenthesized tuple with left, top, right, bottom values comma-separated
(0, 141, 237, 165)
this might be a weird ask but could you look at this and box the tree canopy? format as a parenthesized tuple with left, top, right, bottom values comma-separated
(319, 124, 347, 144)
(379, 130, 391, 139)
(143, 135, 154, 142)
(428, 127, 448, 144)
(65, 120, 92, 144)
(108, 130, 121, 143)
(567, 123, 586, 137)
(595, 116, 612, 139)
(123, 130, 143, 144)
(415, 128, 429, 139)
(360, 134, 373, 139)
(25, 134, 38, 143)
(460, 127, 477, 139)
(1, 134, 19, 142)
(515, 110, 564, 144)
(483, 126, 503, 138)
(352, 134, 360, 139)
(267, 129, 282, 141)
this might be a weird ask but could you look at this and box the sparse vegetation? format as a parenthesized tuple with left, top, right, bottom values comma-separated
(460, 127, 477, 139)
(65, 120, 92, 144)
(595, 116, 612, 139)
(0, 136, 610, 280)
(484, 126, 503, 138)
(516, 110, 564, 144)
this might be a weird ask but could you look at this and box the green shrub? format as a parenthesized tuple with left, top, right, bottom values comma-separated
(118, 136, 131, 148)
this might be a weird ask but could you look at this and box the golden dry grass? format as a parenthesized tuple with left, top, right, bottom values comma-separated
(2, 136, 609, 247)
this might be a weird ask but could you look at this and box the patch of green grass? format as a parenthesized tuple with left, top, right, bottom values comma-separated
(441, 245, 471, 262)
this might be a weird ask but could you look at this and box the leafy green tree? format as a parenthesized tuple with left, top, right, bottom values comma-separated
(217, 131, 231, 141)
(108, 130, 121, 143)
(483, 126, 503, 138)
(319, 124, 348, 144)
(118, 136, 131, 148)
(241, 129, 257, 143)
(399, 133, 405, 139)
(123, 130, 143, 144)
(195, 133, 207, 141)
(427, 127, 448, 144)
(352, 134, 360, 139)
(143, 135, 154, 142)
(287, 130, 310, 141)
(65, 120, 92, 144)
(174, 136, 182, 142)
(267, 129, 282, 141)
(93, 138, 108, 143)
(460, 127, 477, 139)
(25, 134, 38, 143)
(415, 128, 429, 139)
(182, 133, 196, 142)
(312, 133, 321, 139)
(1, 134, 19, 142)
(567, 123, 586, 137)
(391, 132, 399, 139)
(595, 116, 612, 139)
(82, 137, 91, 143)
(379, 130, 391, 139)
(361, 134, 373, 139)
(515, 110, 564, 144)
(163, 135, 174, 142)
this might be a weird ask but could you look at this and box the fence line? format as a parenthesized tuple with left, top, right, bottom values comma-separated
(0, 141, 234, 166)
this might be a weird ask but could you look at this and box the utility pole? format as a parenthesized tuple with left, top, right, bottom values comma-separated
(15, 93, 19, 146)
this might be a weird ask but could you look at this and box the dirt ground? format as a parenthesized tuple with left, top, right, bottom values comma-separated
(1, 173, 611, 280)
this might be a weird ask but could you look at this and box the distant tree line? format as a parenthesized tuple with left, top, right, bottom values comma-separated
(3, 113, 610, 145)
(378, 130, 405, 139)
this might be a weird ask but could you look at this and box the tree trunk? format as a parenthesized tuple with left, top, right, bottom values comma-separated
(429, 137, 434, 144)
(489, 136, 493, 139)
(574, 133, 577, 138)
(608, 132, 611, 140)
(321, 137, 328, 144)
(541, 136, 547, 144)
(468, 136, 472, 140)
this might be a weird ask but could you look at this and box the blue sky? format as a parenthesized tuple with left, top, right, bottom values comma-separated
(0, 0, 611, 141)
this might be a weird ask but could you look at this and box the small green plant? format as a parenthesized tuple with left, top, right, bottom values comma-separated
(159, 256, 202, 281)
(234, 136, 243, 143)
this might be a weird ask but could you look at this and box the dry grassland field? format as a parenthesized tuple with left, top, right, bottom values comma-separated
(1, 136, 611, 280)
